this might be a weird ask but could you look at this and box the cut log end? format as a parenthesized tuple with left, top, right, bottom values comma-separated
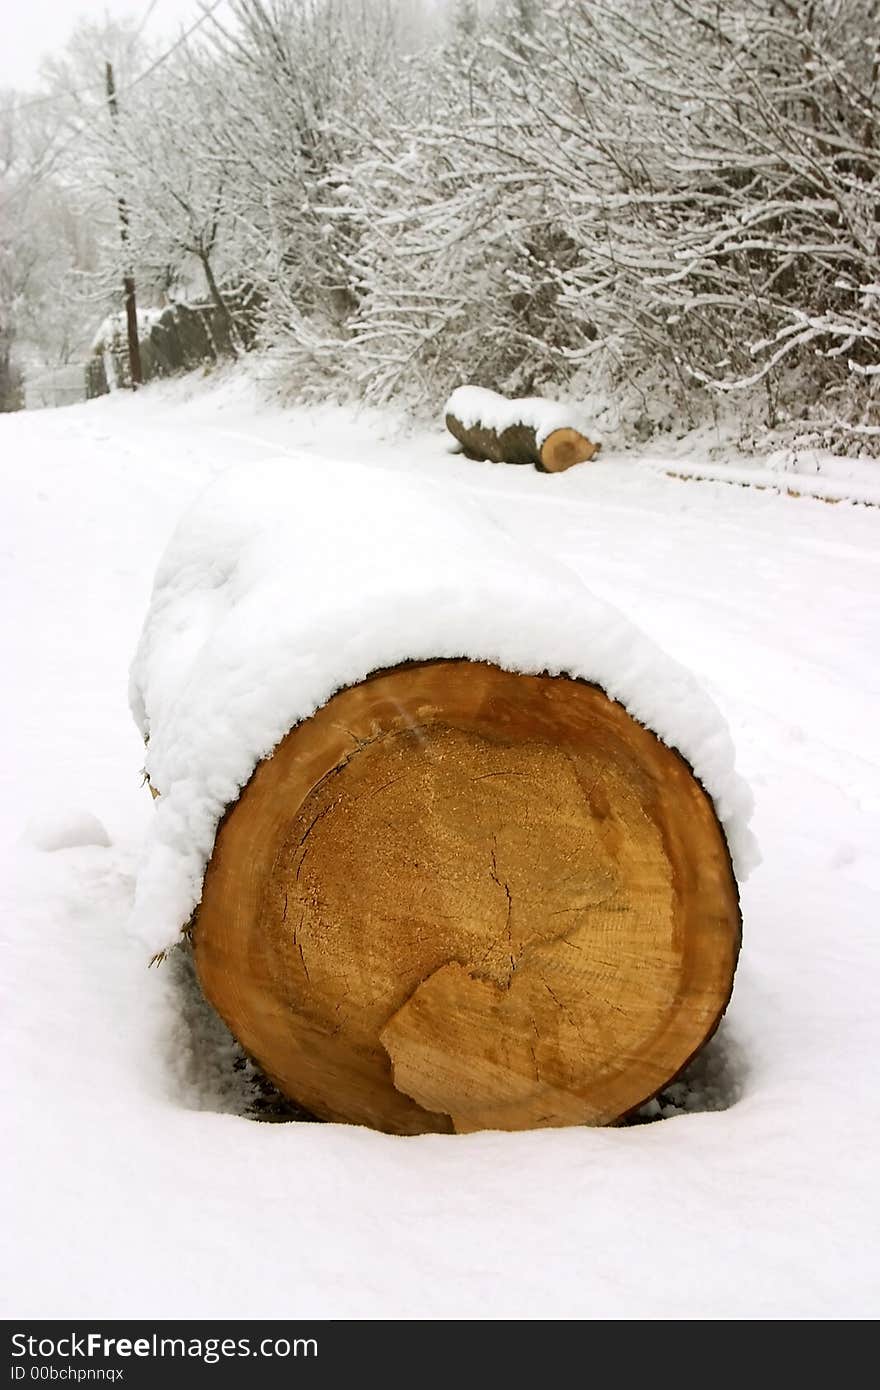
(193, 660, 740, 1135)
(540, 427, 601, 473)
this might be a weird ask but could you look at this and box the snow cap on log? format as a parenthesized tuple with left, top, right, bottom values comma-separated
(129, 458, 758, 956)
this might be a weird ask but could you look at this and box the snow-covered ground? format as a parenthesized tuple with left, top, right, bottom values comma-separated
(3, 371, 878, 1319)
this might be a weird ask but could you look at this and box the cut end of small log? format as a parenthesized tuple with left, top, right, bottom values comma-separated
(540, 427, 601, 472)
(192, 660, 740, 1136)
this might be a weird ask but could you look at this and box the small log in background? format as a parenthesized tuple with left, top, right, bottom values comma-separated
(445, 389, 601, 472)
(193, 659, 740, 1135)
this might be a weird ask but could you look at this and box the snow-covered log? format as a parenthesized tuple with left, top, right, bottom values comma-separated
(445, 387, 601, 472)
(130, 458, 755, 1135)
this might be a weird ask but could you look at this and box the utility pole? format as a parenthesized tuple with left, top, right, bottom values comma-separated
(105, 60, 143, 389)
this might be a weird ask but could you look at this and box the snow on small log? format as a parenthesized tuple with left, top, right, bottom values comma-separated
(445, 385, 600, 449)
(129, 458, 757, 956)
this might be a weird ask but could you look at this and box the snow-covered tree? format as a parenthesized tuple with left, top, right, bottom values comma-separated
(4, 0, 877, 447)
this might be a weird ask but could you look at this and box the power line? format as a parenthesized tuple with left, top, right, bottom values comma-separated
(2, 0, 227, 186)
(10, 0, 163, 111)
(132, 0, 163, 44)
(123, 0, 227, 98)
(9, 0, 225, 115)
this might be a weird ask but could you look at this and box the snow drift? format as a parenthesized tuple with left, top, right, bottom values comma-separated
(7, 378, 879, 1319)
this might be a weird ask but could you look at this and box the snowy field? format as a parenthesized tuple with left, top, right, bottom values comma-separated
(3, 372, 878, 1319)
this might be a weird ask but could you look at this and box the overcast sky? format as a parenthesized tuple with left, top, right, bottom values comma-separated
(1, 0, 208, 90)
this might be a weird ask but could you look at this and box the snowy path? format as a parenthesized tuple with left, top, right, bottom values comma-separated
(3, 374, 878, 1318)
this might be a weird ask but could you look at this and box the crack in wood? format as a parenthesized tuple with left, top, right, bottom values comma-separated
(488, 839, 516, 981)
(294, 802, 337, 881)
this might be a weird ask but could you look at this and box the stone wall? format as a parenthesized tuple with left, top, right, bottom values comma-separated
(87, 295, 259, 398)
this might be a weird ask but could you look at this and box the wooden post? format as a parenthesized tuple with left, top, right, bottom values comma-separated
(105, 61, 143, 390)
